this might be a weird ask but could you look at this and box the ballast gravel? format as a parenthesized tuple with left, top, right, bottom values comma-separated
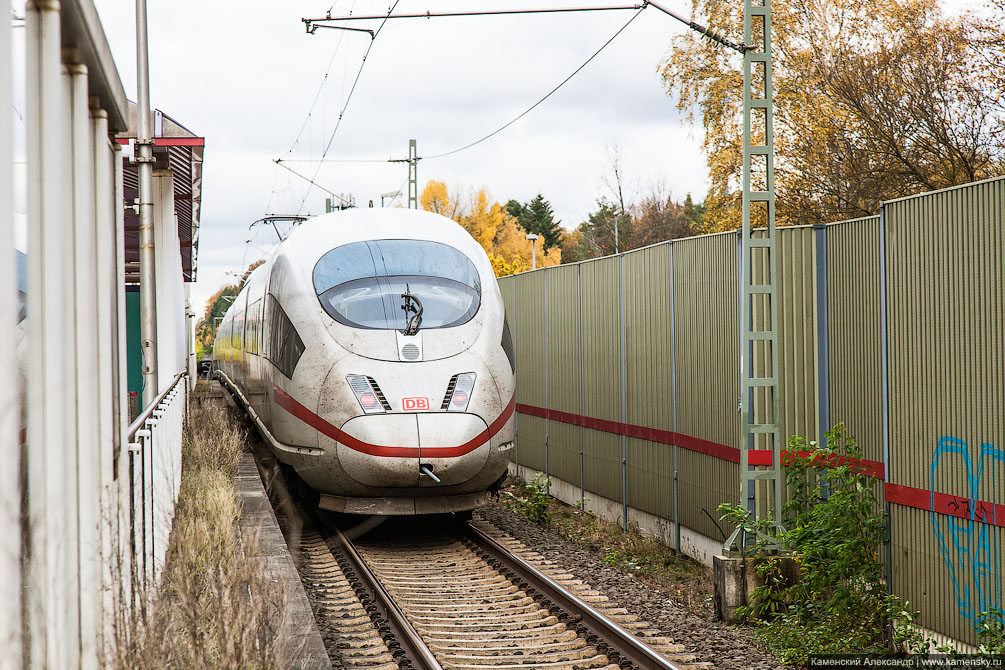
(475, 502, 787, 670)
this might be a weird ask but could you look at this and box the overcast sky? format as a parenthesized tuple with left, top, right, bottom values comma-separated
(11, 1, 972, 316)
(81, 0, 714, 315)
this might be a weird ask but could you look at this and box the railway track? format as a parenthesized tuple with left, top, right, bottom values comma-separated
(289, 507, 711, 670)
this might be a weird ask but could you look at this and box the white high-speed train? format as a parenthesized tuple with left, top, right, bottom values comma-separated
(213, 209, 515, 515)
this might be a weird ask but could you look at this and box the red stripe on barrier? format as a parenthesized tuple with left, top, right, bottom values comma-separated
(516, 403, 1002, 525)
(516, 403, 744, 463)
(674, 432, 743, 463)
(273, 385, 515, 459)
(516, 403, 888, 478)
(884, 482, 1005, 528)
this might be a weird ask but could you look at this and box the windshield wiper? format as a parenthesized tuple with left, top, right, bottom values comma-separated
(401, 284, 423, 336)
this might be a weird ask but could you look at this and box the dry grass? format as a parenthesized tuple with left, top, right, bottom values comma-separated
(109, 403, 291, 669)
(503, 478, 715, 615)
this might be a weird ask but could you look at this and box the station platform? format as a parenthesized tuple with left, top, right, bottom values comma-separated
(236, 452, 331, 669)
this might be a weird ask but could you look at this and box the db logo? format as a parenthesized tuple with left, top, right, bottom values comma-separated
(401, 397, 429, 411)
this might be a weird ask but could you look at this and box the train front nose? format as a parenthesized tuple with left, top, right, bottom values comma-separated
(334, 414, 490, 488)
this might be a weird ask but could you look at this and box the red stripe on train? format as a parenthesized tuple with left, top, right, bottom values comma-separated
(273, 384, 514, 458)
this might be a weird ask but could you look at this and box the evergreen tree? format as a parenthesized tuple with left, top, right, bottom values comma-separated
(504, 199, 524, 221)
(514, 194, 562, 251)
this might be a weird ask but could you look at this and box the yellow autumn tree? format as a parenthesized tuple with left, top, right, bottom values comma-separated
(661, 0, 1004, 230)
(420, 181, 560, 276)
(419, 180, 461, 219)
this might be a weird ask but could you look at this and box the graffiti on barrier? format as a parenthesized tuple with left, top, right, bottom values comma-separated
(930, 436, 1004, 629)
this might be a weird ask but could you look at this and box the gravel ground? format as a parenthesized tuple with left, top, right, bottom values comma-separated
(476, 502, 787, 670)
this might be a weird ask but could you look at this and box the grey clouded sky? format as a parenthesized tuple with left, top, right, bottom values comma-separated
(88, 0, 711, 315)
(69, 0, 972, 315)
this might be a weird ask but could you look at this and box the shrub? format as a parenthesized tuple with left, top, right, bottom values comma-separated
(502, 473, 552, 523)
(719, 424, 926, 664)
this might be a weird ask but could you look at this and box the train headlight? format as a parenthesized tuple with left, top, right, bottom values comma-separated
(446, 372, 476, 412)
(347, 375, 386, 414)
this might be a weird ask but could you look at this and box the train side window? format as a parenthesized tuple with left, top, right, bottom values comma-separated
(267, 294, 304, 378)
(501, 315, 515, 373)
(235, 311, 245, 355)
(246, 299, 261, 355)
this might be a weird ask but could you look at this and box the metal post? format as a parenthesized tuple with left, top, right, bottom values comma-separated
(814, 224, 830, 444)
(543, 268, 549, 491)
(0, 4, 22, 666)
(669, 243, 680, 554)
(26, 3, 72, 664)
(618, 254, 628, 530)
(513, 279, 519, 474)
(577, 264, 585, 510)
(70, 59, 100, 670)
(725, 0, 783, 552)
(136, 0, 158, 408)
(407, 139, 417, 209)
(880, 205, 893, 598)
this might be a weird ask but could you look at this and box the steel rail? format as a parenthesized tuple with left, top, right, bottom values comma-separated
(464, 522, 685, 670)
(323, 522, 444, 670)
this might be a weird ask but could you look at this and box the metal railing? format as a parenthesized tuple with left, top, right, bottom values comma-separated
(126, 371, 187, 592)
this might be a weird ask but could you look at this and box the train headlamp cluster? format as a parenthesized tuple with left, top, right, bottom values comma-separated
(347, 375, 386, 414)
(446, 372, 476, 412)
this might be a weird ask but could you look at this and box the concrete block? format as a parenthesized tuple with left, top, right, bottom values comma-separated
(714, 554, 801, 622)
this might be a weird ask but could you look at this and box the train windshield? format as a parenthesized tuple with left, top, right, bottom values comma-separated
(313, 240, 481, 331)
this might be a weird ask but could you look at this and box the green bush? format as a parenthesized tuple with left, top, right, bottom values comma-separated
(502, 473, 552, 523)
(977, 610, 1005, 655)
(719, 424, 926, 664)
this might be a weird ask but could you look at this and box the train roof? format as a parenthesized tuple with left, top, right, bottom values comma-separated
(277, 209, 495, 279)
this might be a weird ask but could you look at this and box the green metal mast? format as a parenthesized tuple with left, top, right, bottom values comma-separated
(408, 139, 418, 209)
(724, 0, 784, 552)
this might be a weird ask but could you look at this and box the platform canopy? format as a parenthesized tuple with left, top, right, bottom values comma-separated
(117, 104, 204, 282)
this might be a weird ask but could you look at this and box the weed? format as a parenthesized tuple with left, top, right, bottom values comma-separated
(502, 481, 714, 614)
(976, 610, 1005, 654)
(501, 473, 552, 523)
(721, 424, 927, 664)
(109, 403, 292, 669)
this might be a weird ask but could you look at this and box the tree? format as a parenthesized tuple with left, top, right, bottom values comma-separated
(508, 194, 563, 250)
(419, 180, 461, 219)
(661, 0, 1005, 229)
(504, 199, 524, 221)
(562, 190, 701, 263)
(194, 284, 236, 359)
(193, 259, 265, 358)
(420, 181, 560, 275)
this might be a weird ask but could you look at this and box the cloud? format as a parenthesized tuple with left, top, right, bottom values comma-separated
(92, 0, 710, 314)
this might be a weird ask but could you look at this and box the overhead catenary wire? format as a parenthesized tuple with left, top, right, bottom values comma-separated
(293, 0, 403, 215)
(422, 7, 646, 160)
(285, 0, 359, 156)
(277, 6, 648, 169)
(265, 0, 358, 215)
(276, 1, 743, 208)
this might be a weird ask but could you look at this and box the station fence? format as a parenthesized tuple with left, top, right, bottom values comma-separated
(499, 175, 1004, 646)
(2, 2, 194, 667)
